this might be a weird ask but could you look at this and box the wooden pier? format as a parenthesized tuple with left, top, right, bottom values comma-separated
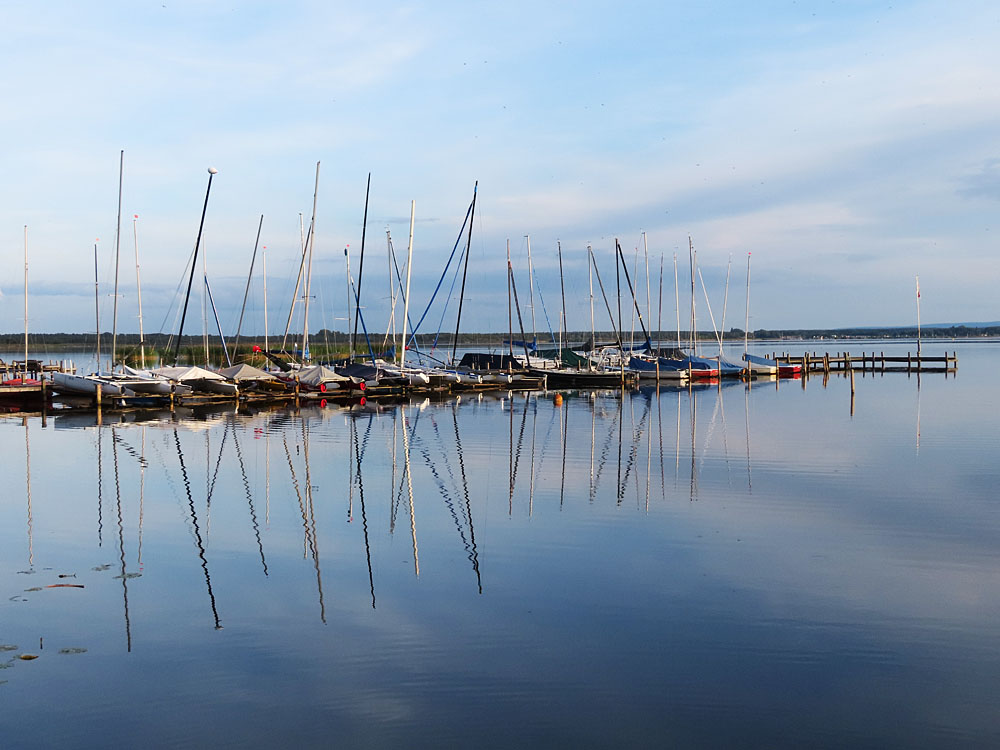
(770, 351, 957, 375)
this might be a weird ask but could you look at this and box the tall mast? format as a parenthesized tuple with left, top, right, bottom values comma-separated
(643, 232, 651, 351)
(916, 275, 922, 357)
(262, 244, 269, 356)
(744, 252, 751, 354)
(399, 200, 415, 366)
(301, 162, 320, 363)
(525, 235, 537, 349)
(507, 239, 514, 359)
(557, 240, 566, 363)
(720, 254, 732, 357)
(588, 244, 595, 370)
(23, 226, 28, 379)
(688, 236, 696, 354)
(673, 252, 681, 351)
(344, 246, 351, 356)
(657, 253, 664, 354)
(451, 182, 478, 365)
(94, 241, 101, 369)
(385, 230, 397, 346)
(173, 166, 218, 365)
(112, 150, 124, 371)
(132, 215, 146, 369)
(352, 173, 371, 359)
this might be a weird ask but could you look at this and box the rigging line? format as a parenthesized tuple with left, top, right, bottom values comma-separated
(173, 427, 221, 629)
(409, 419, 473, 554)
(283, 433, 312, 560)
(401, 195, 475, 354)
(430, 242, 469, 354)
(301, 417, 327, 624)
(352, 412, 377, 610)
(232, 424, 268, 576)
(112, 427, 133, 652)
(452, 401, 482, 593)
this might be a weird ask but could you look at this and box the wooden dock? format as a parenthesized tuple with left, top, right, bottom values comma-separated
(770, 350, 957, 375)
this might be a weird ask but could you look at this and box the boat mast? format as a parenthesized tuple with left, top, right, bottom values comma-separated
(526, 234, 536, 350)
(557, 240, 566, 364)
(262, 243, 269, 357)
(173, 166, 218, 365)
(744, 252, 751, 355)
(301, 162, 320, 363)
(916, 275, 922, 357)
(352, 173, 371, 360)
(111, 150, 124, 371)
(384, 229, 397, 347)
(23, 225, 28, 380)
(673, 252, 681, 351)
(643, 232, 651, 350)
(657, 253, 664, 354)
(588, 244, 595, 370)
(507, 239, 514, 359)
(688, 236, 696, 354)
(720, 254, 732, 358)
(132, 215, 146, 369)
(451, 182, 478, 366)
(399, 200, 415, 367)
(94, 241, 101, 370)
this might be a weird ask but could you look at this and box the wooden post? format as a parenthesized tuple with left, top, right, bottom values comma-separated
(850, 368, 855, 417)
(823, 353, 829, 373)
(907, 352, 912, 373)
(881, 351, 885, 373)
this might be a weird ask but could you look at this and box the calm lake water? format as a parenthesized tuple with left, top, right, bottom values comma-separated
(2, 341, 998, 748)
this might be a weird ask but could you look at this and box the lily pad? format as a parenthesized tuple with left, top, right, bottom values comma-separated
(58, 648, 88, 655)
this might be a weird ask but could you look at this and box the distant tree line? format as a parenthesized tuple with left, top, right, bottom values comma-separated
(2, 325, 997, 355)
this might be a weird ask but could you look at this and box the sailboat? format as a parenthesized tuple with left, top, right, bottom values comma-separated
(740, 252, 800, 377)
(0, 226, 50, 408)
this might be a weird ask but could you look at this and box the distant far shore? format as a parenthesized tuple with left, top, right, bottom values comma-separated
(2, 326, 999, 354)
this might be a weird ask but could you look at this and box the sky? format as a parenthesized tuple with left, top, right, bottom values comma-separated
(1, 0, 998, 339)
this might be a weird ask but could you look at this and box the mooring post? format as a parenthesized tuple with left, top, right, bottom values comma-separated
(850, 368, 855, 417)
(907, 352, 912, 373)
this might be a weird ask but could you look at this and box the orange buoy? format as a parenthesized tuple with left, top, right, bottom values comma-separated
(554, 393, 563, 406)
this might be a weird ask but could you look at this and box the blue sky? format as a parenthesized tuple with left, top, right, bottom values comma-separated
(2, 0, 998, 338)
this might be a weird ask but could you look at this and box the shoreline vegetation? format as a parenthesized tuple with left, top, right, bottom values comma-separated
(1, 325, 996, 356)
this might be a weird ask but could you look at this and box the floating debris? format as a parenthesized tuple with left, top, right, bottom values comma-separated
(113, 573, 142, 580)
(18, 654, 39, 661)
(92, 564, 112, 572)
(45, 584, 84, 589)
(0, 645, 18, 652)
(58, 574, 77, 579)
(8, 596, 28, 602)
(24, 587, 42, 592)
(58, 648, 87, 655)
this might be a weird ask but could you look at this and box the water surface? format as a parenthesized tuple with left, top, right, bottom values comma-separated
(2, 341, 998, 748)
